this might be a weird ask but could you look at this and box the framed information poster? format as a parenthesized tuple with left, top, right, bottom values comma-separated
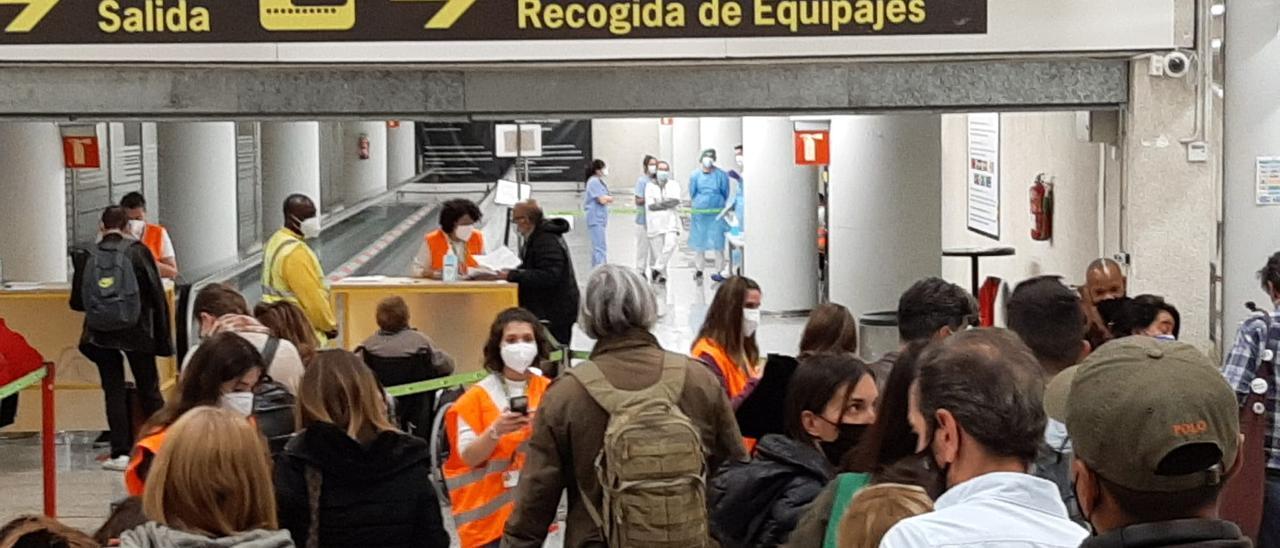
(967, 113, 1001, 240)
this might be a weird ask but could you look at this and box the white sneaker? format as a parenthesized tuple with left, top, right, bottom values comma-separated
(101, 455, 130, 472)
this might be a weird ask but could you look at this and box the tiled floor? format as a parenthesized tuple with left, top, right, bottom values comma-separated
(0, 189, 810, 543)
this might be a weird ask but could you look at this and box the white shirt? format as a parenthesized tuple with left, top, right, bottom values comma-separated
(644, 179, 683, 236)
(880, 472, 1089, 548)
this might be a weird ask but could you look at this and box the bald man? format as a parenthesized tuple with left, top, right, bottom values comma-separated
(501, 200, 580, 348)
(1080, 258, 1127, 348)
(261, 194, 337, 344)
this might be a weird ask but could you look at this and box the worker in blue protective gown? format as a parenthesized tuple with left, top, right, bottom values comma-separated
(582, 159, 613, 268)
(688, 148, 731, 282)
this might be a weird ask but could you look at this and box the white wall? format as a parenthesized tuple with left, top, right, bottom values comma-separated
(590, 118, 661, 196)
(341, 121, 389, 203)
(940, 112, 1105, 292)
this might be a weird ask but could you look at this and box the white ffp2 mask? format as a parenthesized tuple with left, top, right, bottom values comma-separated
(298, 217, 322, 239)
(220, 391, 254, 417)
(455, 224, 475, 241)
(127, 220, 145, 240)
(742, 308, 761, 338)
(501, 342, 539, 373)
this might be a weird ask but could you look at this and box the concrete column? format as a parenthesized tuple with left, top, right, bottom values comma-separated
(658, 120, 675, 167)
(1224, 0, 1280, 334)
(341, 121, 388, 203)
(0, 123, 67, 282)
(828, 114, 942, 317)
(261, 122, 321, 232)
(742, 117, 818, 312)
(699, 117, 742, 168)
(672, 118, 701, 184)
(387, 122, 417, 186)
(1123, 60, 1216, 347)
(157, 122, 239, 276)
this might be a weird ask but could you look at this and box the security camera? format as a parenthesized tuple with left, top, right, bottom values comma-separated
(1164, 51, 1191, 78)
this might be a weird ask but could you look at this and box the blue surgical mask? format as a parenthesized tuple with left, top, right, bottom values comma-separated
(657, 171, 671, 182)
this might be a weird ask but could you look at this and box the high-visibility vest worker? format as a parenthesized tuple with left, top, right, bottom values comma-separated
(262, 227, 336, 345)
(417, 227, 484, 277)
(444, 374, 550, 547)
(693, 337, 760, 454)
(125, 428, 167, 496)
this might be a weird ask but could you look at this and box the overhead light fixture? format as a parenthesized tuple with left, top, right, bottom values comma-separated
(1210, 3, 1225, 16)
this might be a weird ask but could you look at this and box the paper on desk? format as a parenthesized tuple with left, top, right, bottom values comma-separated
(474, 247, 522, 271)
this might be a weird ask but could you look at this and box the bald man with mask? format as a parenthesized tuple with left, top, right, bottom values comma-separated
(1080, 258, 1127, 349)
(261, 194, 337, 345)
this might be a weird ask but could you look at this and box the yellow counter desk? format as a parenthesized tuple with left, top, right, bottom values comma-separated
(332, 278, 520, 373)
(0, 283, 178, 432)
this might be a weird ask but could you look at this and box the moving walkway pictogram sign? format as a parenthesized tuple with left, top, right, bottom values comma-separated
(0, 0, 984, 43)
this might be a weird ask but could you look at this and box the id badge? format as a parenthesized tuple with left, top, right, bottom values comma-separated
(502, 470, 521, 488)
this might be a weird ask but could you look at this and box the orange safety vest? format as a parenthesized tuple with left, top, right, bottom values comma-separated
(140, 223, 168, 261)
(125, 428, 167, 496)
(444, 374, 550, 547)
(425, 228, 484, 274)
(692, 337, 760, 453)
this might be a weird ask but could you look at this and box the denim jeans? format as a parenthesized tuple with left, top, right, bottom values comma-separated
(1261, 474, 1280, 548)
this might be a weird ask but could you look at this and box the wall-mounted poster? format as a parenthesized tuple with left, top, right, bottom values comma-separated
(967, 113, 1001, 240)
(1257, 157, 1280, 205)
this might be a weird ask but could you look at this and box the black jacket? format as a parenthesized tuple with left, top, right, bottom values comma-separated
(507, 218, 580, 340)
(70, 235, 173, 357)
(274, 422, 450, 548)
(709, 434, 834, 548)
(1082, 519, 1251, 548)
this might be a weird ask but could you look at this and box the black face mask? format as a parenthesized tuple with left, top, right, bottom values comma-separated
(819, 423, 868, 467)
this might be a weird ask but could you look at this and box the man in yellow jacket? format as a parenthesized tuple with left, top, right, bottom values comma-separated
(262, 194, 337, 345)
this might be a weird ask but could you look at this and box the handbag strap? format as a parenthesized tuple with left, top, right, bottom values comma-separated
(305, 465, 322, 548)
(260, 336, 280, 375)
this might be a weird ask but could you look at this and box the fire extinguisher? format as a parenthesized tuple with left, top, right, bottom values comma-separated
(357, 134, 370, 160)
(1030, 173, 1054, 241)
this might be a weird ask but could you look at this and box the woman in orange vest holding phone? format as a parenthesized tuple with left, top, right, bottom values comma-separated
(125, 333, 264, 496)
(414, 199, 486, 279)
(444, 308, 552, 548)
(692, 276, 764, 452)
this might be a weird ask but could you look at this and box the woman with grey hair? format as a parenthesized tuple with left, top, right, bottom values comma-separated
(503, 264, 748, 547)
(578, 264, 659, 340)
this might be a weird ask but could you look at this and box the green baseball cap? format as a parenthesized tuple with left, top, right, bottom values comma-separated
(1055, 337, 1239, 492)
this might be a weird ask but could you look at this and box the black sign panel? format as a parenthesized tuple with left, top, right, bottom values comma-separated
(419, 121, 592, 184)
(0, 0, 985, 44)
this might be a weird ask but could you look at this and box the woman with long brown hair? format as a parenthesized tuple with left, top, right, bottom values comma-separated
(120, 406, 292, 547)
(799, 303, 859, 358)
(125, 332, 265, 497)
(274, 350, 449, 548)
(255, 301, 320, 365)
(693, 276, 764, 410)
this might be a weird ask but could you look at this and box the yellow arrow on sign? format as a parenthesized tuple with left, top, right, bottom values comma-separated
(393, 0, 476, 29)
(0, 0, 58, 33)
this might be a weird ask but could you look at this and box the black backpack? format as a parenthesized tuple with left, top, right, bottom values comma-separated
(81, 240, 141, 332)
(253, 336, 297, 454)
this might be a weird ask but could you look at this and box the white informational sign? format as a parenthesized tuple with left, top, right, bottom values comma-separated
(1258, 157, 1280, 206)
(494, 178, 533, 206)
(967, 113, 1001, 239)
(495, 124, 544, 158)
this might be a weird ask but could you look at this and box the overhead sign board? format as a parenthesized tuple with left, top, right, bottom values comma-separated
(0, 0, 983, 43)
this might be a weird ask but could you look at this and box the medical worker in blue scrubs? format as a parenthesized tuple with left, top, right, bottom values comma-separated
(688, 149, 730, 282)
(583, 159, 613, 268)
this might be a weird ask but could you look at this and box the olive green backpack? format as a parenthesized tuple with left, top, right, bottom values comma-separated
(567, 352, 710, 548)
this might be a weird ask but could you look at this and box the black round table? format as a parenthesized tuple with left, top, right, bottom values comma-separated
(942, 246, 1016, 295)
